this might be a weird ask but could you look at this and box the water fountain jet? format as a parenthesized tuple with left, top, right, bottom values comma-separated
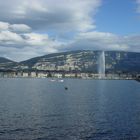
(98, 51, 105, 79)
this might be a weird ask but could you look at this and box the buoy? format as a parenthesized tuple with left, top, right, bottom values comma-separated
(65, 87, 68, 90)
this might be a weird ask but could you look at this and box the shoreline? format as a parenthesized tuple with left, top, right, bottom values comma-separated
(0, 77, 139, 81)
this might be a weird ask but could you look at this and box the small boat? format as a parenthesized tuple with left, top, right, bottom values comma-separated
(50, 79, 56, 82)
(58, 79, 64, 82)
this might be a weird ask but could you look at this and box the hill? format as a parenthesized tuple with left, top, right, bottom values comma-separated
(0, 57, 17, 71)
(0, 50, 140, 74)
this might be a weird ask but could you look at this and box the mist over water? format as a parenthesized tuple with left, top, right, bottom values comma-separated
(98, 51, 105, 78)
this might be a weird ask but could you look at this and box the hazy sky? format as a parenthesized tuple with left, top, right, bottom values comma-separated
(0, 0, 140, 61)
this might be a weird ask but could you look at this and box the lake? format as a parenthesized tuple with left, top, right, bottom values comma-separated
(0, 78, 140, 140)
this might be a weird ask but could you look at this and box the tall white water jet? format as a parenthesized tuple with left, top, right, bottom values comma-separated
(98, 51, 105, 79)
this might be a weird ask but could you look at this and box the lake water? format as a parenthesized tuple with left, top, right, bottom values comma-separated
(0, 78, 140, 140)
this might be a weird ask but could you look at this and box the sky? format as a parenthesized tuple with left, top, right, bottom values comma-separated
(0, 0, 140, 61)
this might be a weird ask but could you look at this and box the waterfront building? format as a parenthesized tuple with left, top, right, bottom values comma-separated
(31, 72, 37, 77)
(22, 72, 29, 77)
(37, 72, 48, 78)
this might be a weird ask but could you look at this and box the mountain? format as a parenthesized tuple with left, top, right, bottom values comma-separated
(0, 57, 17, 71)
(0, 50, 140, 74)
(20, 50, 99, 72)
(20, 50, 140, 73)
(105, 51, 140, 73)
(0, 57, 13, 63)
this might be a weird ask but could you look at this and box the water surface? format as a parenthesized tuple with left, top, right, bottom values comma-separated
(0, 79, 140, 140)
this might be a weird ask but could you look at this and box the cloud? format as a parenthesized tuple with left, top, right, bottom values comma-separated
(0, 0, 103, 61)
(59, 32, 140, 53)
(136, 0, 140, 13)
(0, 45, 58, 61)
(0, 21, 31, 33)
(0, 21, 63, 61)
(0, 0, 101, 32)
(0, 0, 140, 61)
(9, 24, 31, 33)
(0, 24, 140, 61)
(0, 21, 60, 47)
(0, 22, 9, 31)
(0, 31, 24, 44)
(0, 21, 140, 61)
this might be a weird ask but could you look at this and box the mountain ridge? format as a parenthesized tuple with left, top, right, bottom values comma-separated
(0, 50, 140, 74)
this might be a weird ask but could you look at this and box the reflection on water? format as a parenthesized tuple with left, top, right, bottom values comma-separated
(0, 78, 140, 140)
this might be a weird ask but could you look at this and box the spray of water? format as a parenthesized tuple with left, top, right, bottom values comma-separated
(98, 51, 105, 78)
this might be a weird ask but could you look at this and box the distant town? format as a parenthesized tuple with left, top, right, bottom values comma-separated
(0, 70, 140, 80)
